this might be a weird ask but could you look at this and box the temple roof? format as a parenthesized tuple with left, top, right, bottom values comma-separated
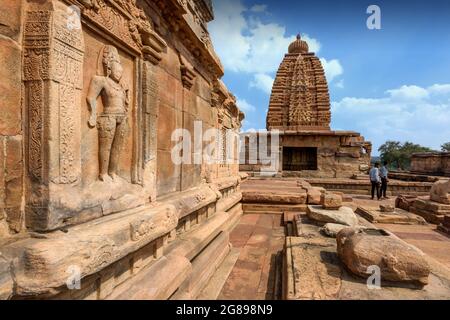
(266, 33, 331, 131)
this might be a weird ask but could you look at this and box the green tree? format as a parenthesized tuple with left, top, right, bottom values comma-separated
(378, 141, 402, 169)
(441, 142, 450, 152)
(378, 141, 434, 170)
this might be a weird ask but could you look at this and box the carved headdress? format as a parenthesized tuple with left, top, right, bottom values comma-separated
(101, 45, 121, 77)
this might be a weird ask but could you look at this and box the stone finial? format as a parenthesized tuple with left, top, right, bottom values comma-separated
(288, 33, 309, 54)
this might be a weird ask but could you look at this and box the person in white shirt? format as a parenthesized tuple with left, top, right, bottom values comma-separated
(369, 162, 381, 200)
(380, 161, 389, 199)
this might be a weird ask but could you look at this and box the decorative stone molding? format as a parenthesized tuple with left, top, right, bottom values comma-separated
(80, 0, 167, 64)
(179, 53, 196, 89)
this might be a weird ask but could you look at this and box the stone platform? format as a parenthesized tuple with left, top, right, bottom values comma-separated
(410, 198, 450, 225)
(308, 178, 433, 196)
(355, 206, 427, 225)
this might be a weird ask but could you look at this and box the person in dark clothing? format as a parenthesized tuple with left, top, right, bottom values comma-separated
(380, 161, 389, 199)
(369, 162, 381, 200)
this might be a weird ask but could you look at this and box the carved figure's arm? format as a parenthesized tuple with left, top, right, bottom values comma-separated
(86, 76, 104, 128)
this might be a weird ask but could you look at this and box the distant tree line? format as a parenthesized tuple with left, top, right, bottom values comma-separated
(377, 141, 436, 170)
(442, 142, 450, 152)
(375, 141, 450, 170)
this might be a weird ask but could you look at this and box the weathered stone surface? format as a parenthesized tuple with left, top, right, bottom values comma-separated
(395, 195, 418, 211)
(15, 204, 178, 295)
(410, 198, 450, 224)
(411, 152, 450, 177)
(0, 38, 21, 136)
(337, 228, 431, 286)
(307, 205, 358, 226)
(0, 254, 13, 300)
(242, 190, 307, 204)
(321, 223, 366, 238)
(320, 193, 342, 210)
(380, 204, 395, 213)
(356, 206, 427, 225)
(430, 180, 450, 204)
(111, 254, 191, 300)
(284, 236, 341, 300)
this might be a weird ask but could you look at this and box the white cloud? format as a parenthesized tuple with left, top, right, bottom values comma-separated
(250, 4, 267, 13)
(386, 85, 429, 101)
(320, 58, 344, 83)
(250, 73, 274, 94)
(332, 84, 450, 153)
(209, 0, 324, 75)
(236, 98, 256, 112)
(428, 84, 450, 95)
(301, 34, 321, 53)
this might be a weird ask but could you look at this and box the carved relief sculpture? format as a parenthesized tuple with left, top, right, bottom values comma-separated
(87, 45, 130, 182)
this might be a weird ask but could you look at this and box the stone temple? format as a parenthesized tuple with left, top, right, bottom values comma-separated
(1, 0, 450, 301)
(241, 34, 372, 178)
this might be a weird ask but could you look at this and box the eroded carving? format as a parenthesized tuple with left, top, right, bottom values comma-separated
(87, 45, 130, 182)
(430, 179, 450, 204)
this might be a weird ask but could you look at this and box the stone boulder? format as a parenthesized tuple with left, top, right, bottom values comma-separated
(320, 193, 342, 210)
(337, 228, 430, 286)
(430, 180, 450, 205)
(307, 205, 358, 226)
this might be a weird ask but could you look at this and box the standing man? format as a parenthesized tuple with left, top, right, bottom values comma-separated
(380, 161, 389, 199)
(369, 162, 381, 200)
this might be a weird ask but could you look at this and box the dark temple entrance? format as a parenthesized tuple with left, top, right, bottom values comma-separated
(282, 147, 318, 171)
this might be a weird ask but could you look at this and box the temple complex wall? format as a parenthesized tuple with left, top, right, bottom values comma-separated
(240, 131, 371, 179)
(410, 152, 450, 177)
(0, 0, 244, 300)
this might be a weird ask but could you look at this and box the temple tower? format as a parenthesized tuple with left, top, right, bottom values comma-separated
(266, 34, 331, 131)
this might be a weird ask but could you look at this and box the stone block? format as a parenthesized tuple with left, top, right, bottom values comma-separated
(320, 193, 342, 210)
(0, 0, 22, 41)
(307, 205, 358, 226)
(0, 38, 21, 136)
(380, 204, 395, 213)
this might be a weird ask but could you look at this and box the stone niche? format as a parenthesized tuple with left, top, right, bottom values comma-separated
(23, 0, 166, 232)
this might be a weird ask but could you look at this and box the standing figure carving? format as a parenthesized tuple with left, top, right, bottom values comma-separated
(87, 45, 129, 182)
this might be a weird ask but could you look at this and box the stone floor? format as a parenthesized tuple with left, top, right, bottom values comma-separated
(213, 193, 450, 300)
(217, 214, 285, 300)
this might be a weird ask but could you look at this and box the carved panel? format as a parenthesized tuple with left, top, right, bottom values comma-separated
(24, 6, 84, 185)
(142, 62, 158, 164)
(23, 11, 52, 182)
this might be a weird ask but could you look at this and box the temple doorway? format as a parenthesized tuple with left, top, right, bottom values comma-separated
(282, 147, 318, 171)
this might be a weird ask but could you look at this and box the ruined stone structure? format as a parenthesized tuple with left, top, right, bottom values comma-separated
(411, 152, 450, 177)
(240, 35, 372, 178)
(0, 0, 244, 300)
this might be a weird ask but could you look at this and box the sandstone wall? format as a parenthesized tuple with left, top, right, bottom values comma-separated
(240, 131, 371, 179)
(411, 152, 450, 177)
(0, 0, 25, 238)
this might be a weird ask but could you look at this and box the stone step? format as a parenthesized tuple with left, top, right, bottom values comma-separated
(197, 247, 241, 300)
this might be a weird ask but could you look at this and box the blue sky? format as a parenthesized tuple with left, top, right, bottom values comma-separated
(209, 0, 450, 155)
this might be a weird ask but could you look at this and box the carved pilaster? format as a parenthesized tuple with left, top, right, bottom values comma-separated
(24, 4, 84, 186)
